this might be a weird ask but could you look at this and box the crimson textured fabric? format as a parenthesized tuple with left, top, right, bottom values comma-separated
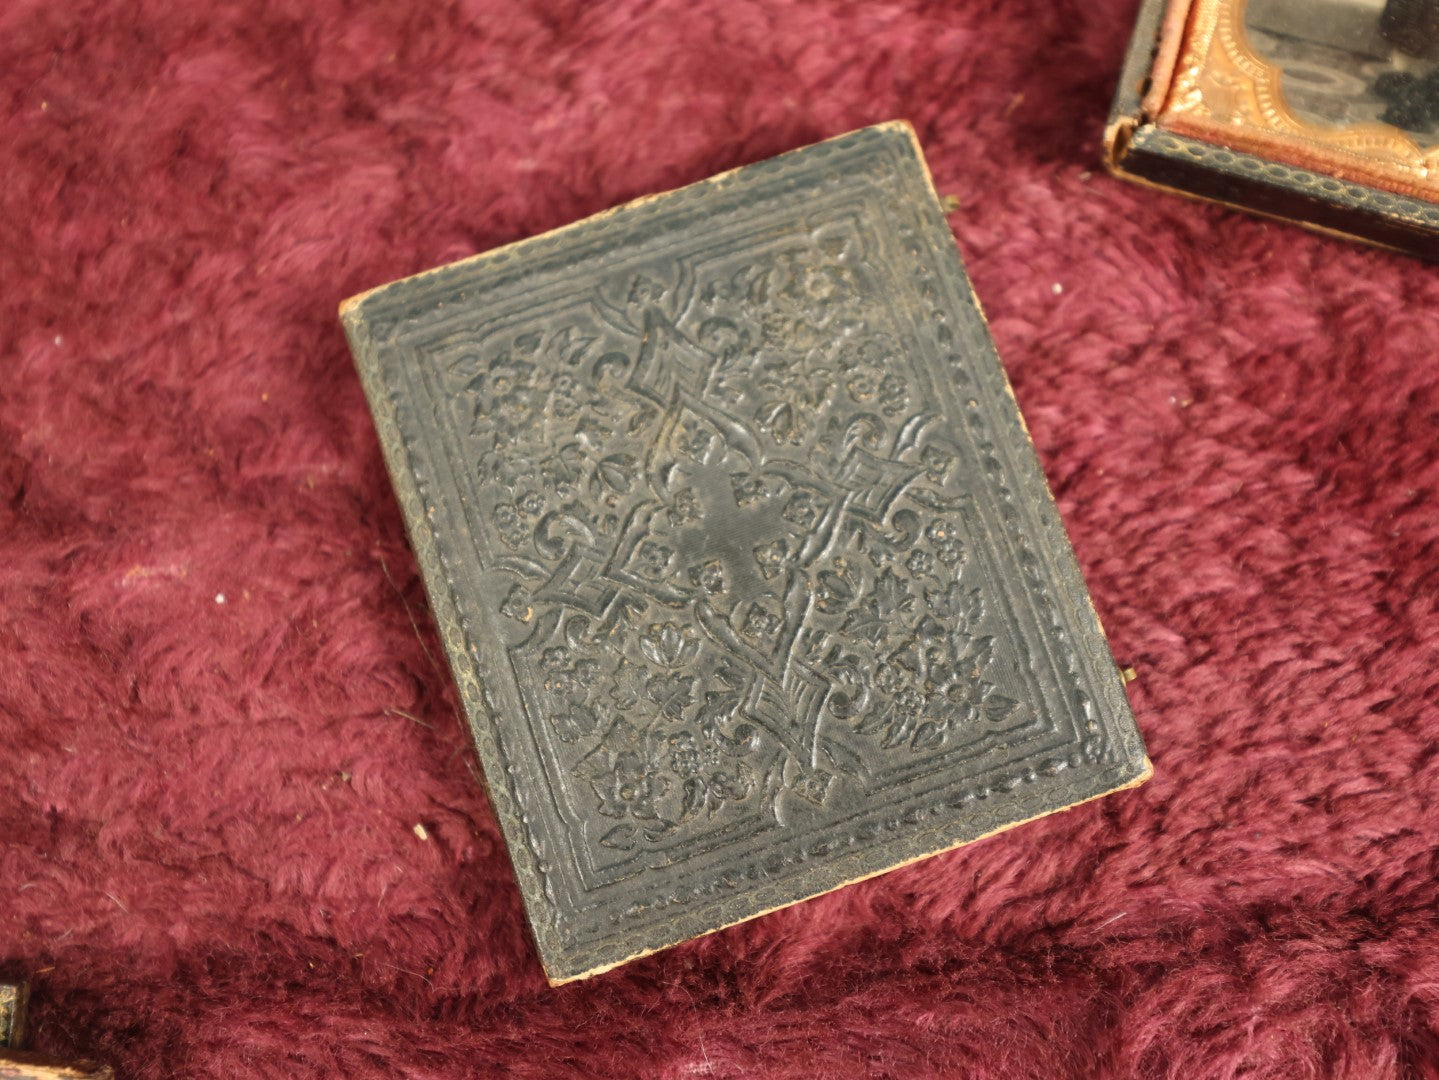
(3, 1, 1438, 1077)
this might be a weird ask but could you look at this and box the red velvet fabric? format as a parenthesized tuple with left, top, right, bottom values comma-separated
(3, 1, 1438, 1076)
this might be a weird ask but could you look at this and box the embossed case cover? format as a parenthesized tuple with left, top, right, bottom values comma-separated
(340, 122, 1150, 984)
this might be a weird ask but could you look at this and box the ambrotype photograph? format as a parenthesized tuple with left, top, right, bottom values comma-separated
(1247, 0, 1439, 138)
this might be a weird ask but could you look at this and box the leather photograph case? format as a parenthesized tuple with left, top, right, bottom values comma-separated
(341, 124, 1150, 984)
(1107, 0, 1439, 256)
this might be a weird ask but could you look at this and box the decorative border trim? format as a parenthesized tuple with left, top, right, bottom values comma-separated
(1162, 0, 1439, 200)
(1130, 126, 1439, 231)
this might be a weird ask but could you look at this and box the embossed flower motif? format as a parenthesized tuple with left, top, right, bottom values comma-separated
(731, 474, 768, 507)
(844, 366, 907, 415)
(750, 358, 831, 447)
(921, 445, 955, 484)
(539, 647, 600, 692)
(753, 539, 788, 580)
(877, 373, 908, 415)
(794, 263, 845, 303)
(462, 329, 608, 457)
(669, 734, 702, 779)
(676, 419, 716, 462)
(638, 622, 699, 669)
(861, 628, 1021, 751)
(926, 519, 965, 568)
(495, 385, 541, 431)
(936, 673, 991, 725)
(842, 336, 891, 368)
(743, 607, 781, 639)
(906, 549, 934, 577)
(777, 249, 855, 309)
(836, 333, 908, 417)
(846, 369, 880, 404)
(493, 502, 528, 548)
(782, 489, 825, 530)
(892, 688, 925, 722)
(873, 662, 907, 695)
(704, 763, 754, 805)
(759, 310, 795, 347)
(592, 749, 670, 822)
(924, 580, 980, 623)
(925, 520, 955, 545)
(667, 730, 718, 780)
(467, 358, 546, 447)
(635, 540, 674, 578)
(907, 673, 1019, 751)
(550, 373, 582, 419)
(688, 559, 724, 595)
(575, 657, 601, 687)
(668, 488, 701, 527)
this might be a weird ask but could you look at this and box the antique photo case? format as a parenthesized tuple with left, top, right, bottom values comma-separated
(342, 123, 1150, 983)
(1108, 0, 1439, 255)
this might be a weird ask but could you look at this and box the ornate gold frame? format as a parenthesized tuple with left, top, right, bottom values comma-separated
(1159, 0, 1439, 198)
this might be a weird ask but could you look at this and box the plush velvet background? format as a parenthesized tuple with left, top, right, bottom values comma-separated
(3, 0, 1438, 1076)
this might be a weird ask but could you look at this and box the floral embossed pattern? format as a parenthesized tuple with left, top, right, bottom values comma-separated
(450, 232, 1030, 857)
(344, 124, 1147, 982)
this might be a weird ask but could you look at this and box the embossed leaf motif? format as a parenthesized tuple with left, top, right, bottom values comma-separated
(871, 568, 912, 614)
(543, 325, 597, 368)
(595, 453, 638, 494)
(910, 721, 946, 751)
(985, 693, 1019, 723)
(925, 582, 982, 628)
(554, 703, 599, 742)
(639, 623, 698, 668)
(843, 568, 913, 643)
(599, 823, 639, 851)
(815, 568, 854, 611)
(609, 659, 648, 708)
(755, 400, 797, 443)
(646, 671, 696, 719)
